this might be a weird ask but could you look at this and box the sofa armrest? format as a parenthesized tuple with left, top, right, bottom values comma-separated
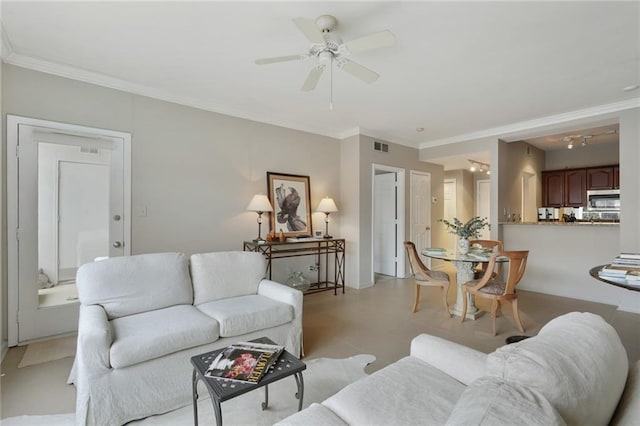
(76, 304, 113, 376)
(258, 279, 303, 319)
(410, 334, 487, 386)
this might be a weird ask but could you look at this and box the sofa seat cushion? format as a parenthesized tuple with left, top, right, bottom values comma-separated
(445, 377, 566, 426)
(110, 305, 220, 368)
(275, 403, 348, 425)
(485, 312, 628, 426)
(197, 295, 293, 337)
(323, 356, 465, 426)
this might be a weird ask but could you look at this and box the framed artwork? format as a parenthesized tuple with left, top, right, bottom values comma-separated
(267, 172, 312, 237)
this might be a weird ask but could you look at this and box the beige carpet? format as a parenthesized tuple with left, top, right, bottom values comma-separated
(18, 336, 77, 368)
(3, 354, 375, 425)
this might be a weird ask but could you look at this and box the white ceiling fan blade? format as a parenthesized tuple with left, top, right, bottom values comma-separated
(255, 55, 305, 65)
(301, 65, 325, 92)
(343, 30, 396, 54)
(336, 59, 379, 84)
(292, 18, 325, 44)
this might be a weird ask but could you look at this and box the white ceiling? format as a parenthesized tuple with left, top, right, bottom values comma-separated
(2, 1, 639, 169)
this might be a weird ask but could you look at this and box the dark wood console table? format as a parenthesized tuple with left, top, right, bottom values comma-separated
(243, 238, 345, 295)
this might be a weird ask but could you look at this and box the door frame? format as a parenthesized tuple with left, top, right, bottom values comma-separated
(7, 115, 131, 346)
(371, 164, 405, 282)
(409, 170, 432, 268)
(476, 178, 491, 240)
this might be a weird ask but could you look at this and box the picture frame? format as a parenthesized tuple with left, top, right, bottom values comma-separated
(267, 172, 312, 237)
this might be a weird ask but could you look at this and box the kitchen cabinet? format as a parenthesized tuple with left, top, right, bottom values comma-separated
(565, 169, 587, 207)
(587, 167, 615, 190)
(543, 171, 564, 207)
(543, 164, 619, 207)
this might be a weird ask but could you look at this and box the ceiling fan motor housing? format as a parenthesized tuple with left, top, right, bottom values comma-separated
(315, 15, 338, 32)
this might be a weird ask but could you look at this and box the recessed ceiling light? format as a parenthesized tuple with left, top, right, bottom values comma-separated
(623, 84, 639, 92)
(416, 127, 425, 132)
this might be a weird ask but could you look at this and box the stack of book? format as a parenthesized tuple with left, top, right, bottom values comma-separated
(599, 253, 640, 282)
(424, 247, 446, 256)
(205, 341, 283, 384)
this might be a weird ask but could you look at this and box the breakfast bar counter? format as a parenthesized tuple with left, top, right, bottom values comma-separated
(500, 221, 619, 226)
(500, 223, 640, 313)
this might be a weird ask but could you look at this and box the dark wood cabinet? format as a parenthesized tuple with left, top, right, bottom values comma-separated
(542, 171, 565, 207)
(587, 167, 615, 190)
(543, 165, 618, 207)
(564, 169, 587, 207)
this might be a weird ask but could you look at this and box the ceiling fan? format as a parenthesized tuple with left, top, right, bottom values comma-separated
(255, 15, 396, 93)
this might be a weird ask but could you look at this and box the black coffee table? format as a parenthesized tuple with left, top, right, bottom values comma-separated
(190, 337, 306, 426)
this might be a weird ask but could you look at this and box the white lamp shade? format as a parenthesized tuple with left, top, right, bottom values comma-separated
(246, 194, 273, 212)
(317, 197, 338, 213)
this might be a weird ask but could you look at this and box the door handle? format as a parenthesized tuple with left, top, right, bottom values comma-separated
(113, 241, 123, 248)
(425, 227, 431, 231)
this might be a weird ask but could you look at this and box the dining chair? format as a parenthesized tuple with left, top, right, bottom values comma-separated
(461, 250, 529, 335)
(404, 241, 451, 317)
(469, 239, 504, 278)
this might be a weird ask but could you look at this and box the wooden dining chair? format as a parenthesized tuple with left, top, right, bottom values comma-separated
(469, 239, 504, 278)
(461, 250, 529, 335)
(404, 241, 451, 317)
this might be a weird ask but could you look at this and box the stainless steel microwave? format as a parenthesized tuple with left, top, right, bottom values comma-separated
(586, 189, 620, 211)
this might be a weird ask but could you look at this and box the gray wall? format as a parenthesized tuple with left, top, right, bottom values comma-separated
(1, 64, 342, 342)
(502, 141, 545, 218)
(357, 134, 444, 288)
(545, 141, 619, 170)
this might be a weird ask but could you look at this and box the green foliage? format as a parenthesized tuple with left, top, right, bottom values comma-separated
(439, 217, 490, 239)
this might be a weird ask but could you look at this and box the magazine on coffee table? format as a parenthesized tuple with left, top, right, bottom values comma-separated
(205, 341, 284, 384)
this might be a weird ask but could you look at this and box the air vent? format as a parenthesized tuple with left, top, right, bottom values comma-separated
(373, 141, 389, 153)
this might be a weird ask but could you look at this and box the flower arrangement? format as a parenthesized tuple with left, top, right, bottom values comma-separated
(439, 217, 490, 239)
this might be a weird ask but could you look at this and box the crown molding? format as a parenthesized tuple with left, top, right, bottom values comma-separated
(419, 98, 640, 149)
(1, 21, 15, 61)
(5, 51, 637, 150)
(2, 52, 345, 141)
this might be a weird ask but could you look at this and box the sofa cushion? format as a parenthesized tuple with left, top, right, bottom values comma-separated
(611, 360, 640, 425)
(197, 294, 293, 337)
(323, 356, 465, 425)
(77, 252, 192, 319)
(275, 403, 348, 425)
(446, 377, 566, 426)
(190, 252, 267, 304)
(485, 312, 628, 426)
(110, 305, 220, 368)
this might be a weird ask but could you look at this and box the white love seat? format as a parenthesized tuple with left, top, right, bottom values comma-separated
(68, 251, 302, 426)
(278, 312, 638, 425)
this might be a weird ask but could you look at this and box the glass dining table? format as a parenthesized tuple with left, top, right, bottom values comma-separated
(422, 250, 508, 320)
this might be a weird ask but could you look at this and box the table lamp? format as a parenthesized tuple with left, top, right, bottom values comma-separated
(246, 194, 273, 243)
(316, 197, 338, 239)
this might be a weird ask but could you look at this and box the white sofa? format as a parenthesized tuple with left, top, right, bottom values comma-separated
(279, 312, 639, 426)
(68, 251, 302, 426)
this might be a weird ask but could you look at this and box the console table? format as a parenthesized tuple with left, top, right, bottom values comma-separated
(243, 238, 345, 295)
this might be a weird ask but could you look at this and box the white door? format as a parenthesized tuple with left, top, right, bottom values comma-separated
(374, 172, 397, 276)
(476, 179, 491, 240)
(410, 171, 431, 266)
(443, 179, 457, 251)
(8, 116, 131, 345)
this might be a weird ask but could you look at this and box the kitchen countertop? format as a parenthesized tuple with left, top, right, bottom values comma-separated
(500, 221, 619, 226)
